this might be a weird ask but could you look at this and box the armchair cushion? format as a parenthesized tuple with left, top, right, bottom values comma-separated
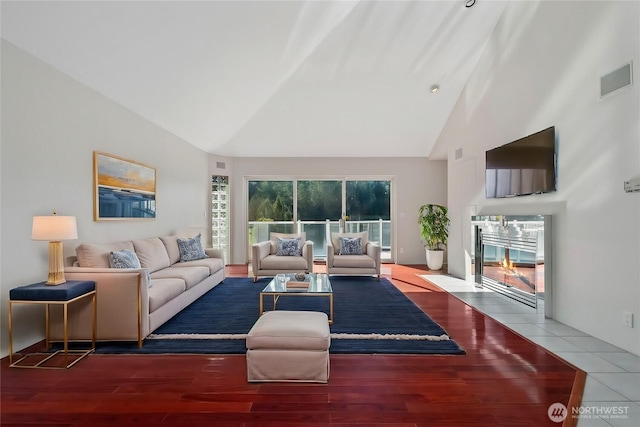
(339, 237, 362, 255)
(332, 254, 376, 269)
(331, 232, 368, 255)
(261, 255, 310, 270)
(270, 233, 306, 255)
(276, 237, 303, 256)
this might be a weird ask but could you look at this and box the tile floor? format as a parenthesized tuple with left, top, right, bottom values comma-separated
(422, 274, 640, 427)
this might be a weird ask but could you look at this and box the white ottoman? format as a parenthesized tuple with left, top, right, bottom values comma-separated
(246, 311, 330, 383)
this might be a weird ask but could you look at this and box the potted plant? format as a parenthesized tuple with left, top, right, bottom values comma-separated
(418, 204, 450, 270)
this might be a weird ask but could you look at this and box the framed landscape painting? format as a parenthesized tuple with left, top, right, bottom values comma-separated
(93, 151, 156, 221)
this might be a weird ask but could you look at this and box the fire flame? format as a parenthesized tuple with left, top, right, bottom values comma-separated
(501, 258, 519, 275)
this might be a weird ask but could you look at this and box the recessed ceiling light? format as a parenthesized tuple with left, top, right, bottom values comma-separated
(430, 84, 440, 93)
(465, 0, 476, 7)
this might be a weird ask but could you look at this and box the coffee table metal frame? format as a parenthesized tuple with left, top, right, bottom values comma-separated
(259, 273, 333, 324)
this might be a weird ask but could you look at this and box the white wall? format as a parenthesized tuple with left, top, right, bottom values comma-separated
(438, 1, 640, 355)
(228, 157, 447, 265)
(0, 40, 211, 357)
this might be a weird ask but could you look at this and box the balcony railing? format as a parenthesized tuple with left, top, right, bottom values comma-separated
(248, 220, 392, 261)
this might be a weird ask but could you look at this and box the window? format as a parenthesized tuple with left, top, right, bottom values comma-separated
(247, 180, 294, 251)
(247, 178, 393, 261)
(346, 180, 390, 221)
(211, 175, 230, 264)
(297, 180, 342, 258)
(345, 180, 391, 254)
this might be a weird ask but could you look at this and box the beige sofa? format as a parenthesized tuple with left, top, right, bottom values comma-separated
(251, 232, 314, 282)
(326, 232, 381, 279)
(50, 235, 225, 346)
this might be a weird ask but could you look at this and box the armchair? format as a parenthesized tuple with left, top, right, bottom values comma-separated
(326, 232, 381, 279)
(251, 232, 314, 282)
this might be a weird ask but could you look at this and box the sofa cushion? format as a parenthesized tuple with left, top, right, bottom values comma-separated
(276, 237, 302, 256)
(176, 257, 224, 275)
(151, 266, 210, 289)
(332, 254, 376, 268)
(247, 311, 330, 351)
(132, 238, 171, 273)
(270, 232, 306, 255)
(148, 278, 186, 313)
(339, 237, 362, 255)
(76, 241, 135, 268)
(332, 232, 368, 255)
(160, 235, 182, 265)
(261, 254, 309, 270)
(177, 234, 208, 262)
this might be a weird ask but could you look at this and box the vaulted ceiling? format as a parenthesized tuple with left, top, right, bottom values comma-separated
(1, 1, 507, 158)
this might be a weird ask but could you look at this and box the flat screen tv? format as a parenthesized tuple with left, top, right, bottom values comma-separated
(485, 126, 556, 198)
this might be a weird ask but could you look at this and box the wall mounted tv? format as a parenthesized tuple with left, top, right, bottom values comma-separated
(485, 126, 556, 198)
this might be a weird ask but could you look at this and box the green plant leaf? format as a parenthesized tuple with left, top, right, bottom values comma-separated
(418, 204, 450, 250)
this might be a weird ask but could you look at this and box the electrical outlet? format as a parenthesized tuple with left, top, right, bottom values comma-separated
(399, 248, 404, 254)
(623, 311, 634, 328)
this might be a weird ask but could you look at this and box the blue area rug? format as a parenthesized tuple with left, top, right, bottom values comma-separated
(95, 276, 465, 355)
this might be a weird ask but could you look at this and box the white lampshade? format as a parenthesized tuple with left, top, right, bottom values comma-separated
(32, 215, 78, 241)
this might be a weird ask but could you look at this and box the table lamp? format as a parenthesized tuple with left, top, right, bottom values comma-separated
(32, 211, 78, 285)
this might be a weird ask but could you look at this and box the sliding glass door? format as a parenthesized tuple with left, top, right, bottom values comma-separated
(247, 180, 294, 248)
(297, 180, 342, 258)
(345, 180, 391, 257)
(247, 178, 392, 261)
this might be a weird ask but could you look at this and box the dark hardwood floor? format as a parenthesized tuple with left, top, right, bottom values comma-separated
(1, 264, 584, 426)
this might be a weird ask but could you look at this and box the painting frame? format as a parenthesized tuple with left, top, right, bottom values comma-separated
(93, 151, 157, 221)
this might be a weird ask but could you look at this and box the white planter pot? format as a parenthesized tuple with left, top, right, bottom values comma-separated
(425, 249, 444, 271)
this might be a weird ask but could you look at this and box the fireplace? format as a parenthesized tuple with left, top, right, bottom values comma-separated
(471, 215, 551, 313)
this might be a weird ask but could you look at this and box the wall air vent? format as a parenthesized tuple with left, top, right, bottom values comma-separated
(624, 177, 640, 193)
(600, 62, 632, 98)
(216, 161, 226, 169)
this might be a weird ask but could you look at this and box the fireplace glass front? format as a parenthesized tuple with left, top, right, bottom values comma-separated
(471, 215, 551, 310)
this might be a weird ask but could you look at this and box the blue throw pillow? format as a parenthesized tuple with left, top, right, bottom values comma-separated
(276, 237, 302, 256)
(177, 234, 208, 262)
(109, 249, 141, 269)
(339, 237, 362, 255)
(109, 249, 152, 287)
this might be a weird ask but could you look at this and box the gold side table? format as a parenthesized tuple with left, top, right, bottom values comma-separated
(8, 280, 96, 369)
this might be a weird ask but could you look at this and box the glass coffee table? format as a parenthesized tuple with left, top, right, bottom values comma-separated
(259, 273, 333, 324)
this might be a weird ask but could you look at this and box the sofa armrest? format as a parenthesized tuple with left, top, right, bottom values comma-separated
(326, 243, 335, 267)
(366, 242, 381, 271)
(204, 248, 224, 263)
(301, 240, 314, 272)
(51, 267, 149, 346)
(251, 241, 271, 275)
